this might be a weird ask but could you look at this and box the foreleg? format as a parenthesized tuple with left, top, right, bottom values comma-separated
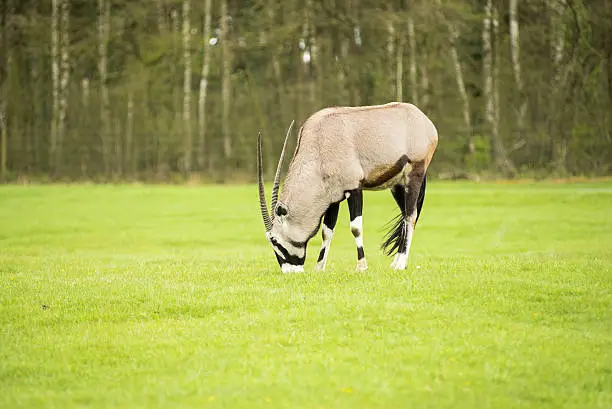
(314, 202, 340, 271)
(347, 189, 367, 271)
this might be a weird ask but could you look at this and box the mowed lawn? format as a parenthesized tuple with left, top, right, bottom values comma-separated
(1, 181, 611, 409)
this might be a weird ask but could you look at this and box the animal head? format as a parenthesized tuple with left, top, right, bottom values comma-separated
(257, 121, 316, 273)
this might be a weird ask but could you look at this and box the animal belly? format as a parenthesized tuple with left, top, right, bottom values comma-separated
(360, 154, 412, 190)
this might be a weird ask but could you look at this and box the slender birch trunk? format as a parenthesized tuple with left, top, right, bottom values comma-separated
(56, 0, 70, 174)
(387, 16, 395, 99)
(337, 5, 349, 105)
(509, 0, 527, 141)
(407, 16, 418, 105)
(304, 0, 316, 109)
(492, 5, 501, 150)
(0, 100, 6, 180)
(50, 0, 60, 170)
(420, 65, 430, 111)
(0, 1, 9, 180)
(220, 0, 232, 161)
(449, 25, 471, 135)
(549, 0, 567, 170)
(395, 25, 404, 102)
(81, 78, 89, 176)
(156, 0, 166, 32)
(550, 0, 565, 81)
(267, 3, 287, 126)
(126, 89, 134, 177)
(99, 0, 111, 176)
(484, 0, 515, 175)
(197, 0, 212, 170)
(182, 0, 192, 174)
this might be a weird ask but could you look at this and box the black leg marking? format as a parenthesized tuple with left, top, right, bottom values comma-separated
(357, 247, 365, 260)
(317, 248, 326, 262)
(347, 189, 366, 267)
(315, 202, 340, 269)
(323, 202, 340, 232)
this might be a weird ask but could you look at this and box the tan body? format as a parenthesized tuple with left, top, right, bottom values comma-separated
(277, 102, 438, 244)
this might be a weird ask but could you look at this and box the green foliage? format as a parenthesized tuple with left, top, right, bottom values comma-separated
(1, 182, 612, 407)
(0, 0, 611, 181)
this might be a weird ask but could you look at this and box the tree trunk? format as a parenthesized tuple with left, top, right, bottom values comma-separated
(420, 65, 430, 111)
(182, 0, 192, 174)
(407, 15, 418, 105)
(220, 0, 232, 161)
(99, 0, 111, 177)
(386, 14, 395, 99)
(449, 25, 471, 135)
(304, 0, 316, 110)
(550, 0, 565, 80)
(155, 0, 166, 32)
(509, 0, 527, 143)
(338, 13, 351, 105)
(0, 98, 5, 181)
(549, 0, 567, 171)
(50, 0, 60, 172)
(56, 0, 70, 176)
(0, 0, 9, 180)
(395, 24, 404, 102)
(80, 78, 90, 177)
(484, 0, 515, 176)
(126, 89, 134, 177)
(198, 0, 212, 171)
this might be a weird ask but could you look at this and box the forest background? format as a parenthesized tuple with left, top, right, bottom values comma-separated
(0, 0, 611, 183)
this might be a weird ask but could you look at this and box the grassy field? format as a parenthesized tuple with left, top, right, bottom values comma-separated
(1, 181, 611, 409)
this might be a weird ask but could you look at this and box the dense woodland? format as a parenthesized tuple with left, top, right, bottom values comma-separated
(0, 0, 611, 182)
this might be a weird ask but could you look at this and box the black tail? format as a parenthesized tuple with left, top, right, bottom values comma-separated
(381, 213, 406, 256)
(381, 173, 427, 256)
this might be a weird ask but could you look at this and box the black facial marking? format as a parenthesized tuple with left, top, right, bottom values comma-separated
(270, 237, 305, 266)
(275, 205, 287, 217)
(357, 247, 365, 260)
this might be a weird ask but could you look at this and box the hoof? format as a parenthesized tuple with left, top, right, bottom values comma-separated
(390, 253, 408, 270)
(356, 259, 368, 271)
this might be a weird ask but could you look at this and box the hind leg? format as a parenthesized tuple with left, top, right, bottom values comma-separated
(314, 202, 340, 271)
(389, 172, 425, 270)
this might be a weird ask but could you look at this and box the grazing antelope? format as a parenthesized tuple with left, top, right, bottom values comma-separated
(257, 102, 438, 273)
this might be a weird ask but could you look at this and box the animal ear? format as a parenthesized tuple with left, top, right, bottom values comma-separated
(275, 203, 288, 217)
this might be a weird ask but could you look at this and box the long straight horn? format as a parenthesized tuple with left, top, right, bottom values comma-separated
(271, 120, 294, 216)
(257, 132, 272, 231)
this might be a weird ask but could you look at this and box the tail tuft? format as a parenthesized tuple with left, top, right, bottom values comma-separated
(381, 213, 406, 256)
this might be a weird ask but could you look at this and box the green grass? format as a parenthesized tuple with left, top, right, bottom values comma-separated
(1, 181, 611, 409)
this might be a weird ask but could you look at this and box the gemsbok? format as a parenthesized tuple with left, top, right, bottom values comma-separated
(257, 102, 438, 273)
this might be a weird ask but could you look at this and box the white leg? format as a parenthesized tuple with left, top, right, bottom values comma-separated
(315, 224, 334, 271)
(390, 213, 416, 270)
(350, 216, 368, 271)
